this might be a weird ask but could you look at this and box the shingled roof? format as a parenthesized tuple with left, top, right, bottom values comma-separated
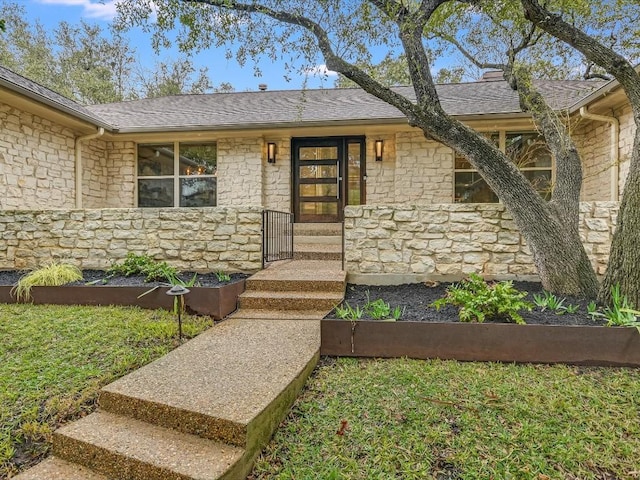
(0, 65, 111, 128)
(0, 63, 607, 133)
(86, 79, 605, 133)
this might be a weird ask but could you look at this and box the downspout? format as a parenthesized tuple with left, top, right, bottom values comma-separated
(75, 127, 105, 208)
(579, 107, 619, 201)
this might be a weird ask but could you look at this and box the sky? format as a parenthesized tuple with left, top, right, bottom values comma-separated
(14, 0, 346, 92)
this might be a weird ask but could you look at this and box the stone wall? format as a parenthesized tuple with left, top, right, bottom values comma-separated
(575, 102, 636, 202)
(0, 103, 76, 209)
(345, 202, 617, 283)
(0, 207, 263, 272)
(217, 137, 263, 206)
(616, 103, 636, 197)
(365, 132, 454, 204)
(104, 141, 136, 208)
(262, 137, 291, 212)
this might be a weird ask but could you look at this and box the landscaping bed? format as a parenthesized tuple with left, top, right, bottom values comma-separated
(321, 281, 640, 366)
(0, 270, 248, 319)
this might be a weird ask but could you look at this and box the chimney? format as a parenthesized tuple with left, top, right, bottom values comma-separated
(258, 84, 268, 91)
(480, 71, 504, 82)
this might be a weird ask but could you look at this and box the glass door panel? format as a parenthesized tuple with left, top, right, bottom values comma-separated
(292, 137, 366, 223)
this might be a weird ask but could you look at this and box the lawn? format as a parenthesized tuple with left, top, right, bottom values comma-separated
(0, 303, 210, 478)
(251, 357, 640, 480)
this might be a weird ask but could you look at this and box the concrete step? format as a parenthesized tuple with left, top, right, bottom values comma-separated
(294, 235, 342, 245)
(98, 318, 319, 455)
(54, 411, 245, 480)
(238, 290, 343, 311)
(293, 243, 342, 260)
(293, 223, 342, 236)
(293, 251, 342, 261)
(12, 457, 108, 480)
(230, 308, 330, 320)
(246, 277, 344, 293)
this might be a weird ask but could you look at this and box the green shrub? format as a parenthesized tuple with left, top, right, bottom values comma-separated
(431, 273, 532, 324)
(12, 262, 83, 302)
(107, 253, 178, 282)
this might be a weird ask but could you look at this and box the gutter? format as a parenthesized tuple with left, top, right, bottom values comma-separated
(579, 107, 619, 201)
(75, 127, 105, 208)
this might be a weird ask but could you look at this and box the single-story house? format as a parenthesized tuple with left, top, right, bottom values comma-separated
(0, 65, 633, 279)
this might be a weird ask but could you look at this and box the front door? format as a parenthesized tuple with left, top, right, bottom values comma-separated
(293, 137, 365, 223)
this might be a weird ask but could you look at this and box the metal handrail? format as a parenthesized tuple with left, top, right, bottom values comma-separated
(262, 210, 294, 268)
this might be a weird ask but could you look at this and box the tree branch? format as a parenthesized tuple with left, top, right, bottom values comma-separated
(520, 0, 640, 109)
(187, 0, 420, 119)
(437, 32, 505, 71)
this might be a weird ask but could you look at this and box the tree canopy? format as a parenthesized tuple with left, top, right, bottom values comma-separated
(0, 2, 233, 103)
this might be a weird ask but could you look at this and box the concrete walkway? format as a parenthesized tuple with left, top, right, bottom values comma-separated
(16, 256, 346, 480)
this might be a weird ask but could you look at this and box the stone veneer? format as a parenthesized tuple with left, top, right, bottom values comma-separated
(0, 103, 77, 209)
(0, 207, 263, 272)
(345, 202, 617, 283)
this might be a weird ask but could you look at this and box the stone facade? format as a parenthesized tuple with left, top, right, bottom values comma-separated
(262, 137, 291, 212)
(0, 207, 263, 272)
(575, 102, 636, 202)
(365, 132, 454, 204)
(0, 103, 77, 209)
(344, 202, 617, 283)
(217, 137, 263, 206)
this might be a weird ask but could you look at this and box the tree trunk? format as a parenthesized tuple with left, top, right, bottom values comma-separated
(599, 129, 640, 306)
(416, 111, 599, 298)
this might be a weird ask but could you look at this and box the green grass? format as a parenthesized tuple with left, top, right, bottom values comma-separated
(0, 304, 210, 478)
(251, 358, 640, 480)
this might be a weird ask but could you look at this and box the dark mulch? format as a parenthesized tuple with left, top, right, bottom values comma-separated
(327, 281, 606, 326)
(0, 270, 248, 288)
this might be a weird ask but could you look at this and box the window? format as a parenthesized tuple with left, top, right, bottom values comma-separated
(454, 131, 552, 203)
(137, 143, 217, 207)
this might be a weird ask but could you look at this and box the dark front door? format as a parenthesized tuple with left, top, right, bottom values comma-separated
(293, 137, 365, 223)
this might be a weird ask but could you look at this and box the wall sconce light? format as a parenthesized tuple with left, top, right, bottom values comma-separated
(267, 142, 277, 164)
(375, 140, 384, 162)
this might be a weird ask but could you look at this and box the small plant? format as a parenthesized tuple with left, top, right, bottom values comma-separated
(533, 291, 579, 315)
(391, 305, 405, 321)
(587, 300, 600, 320)
(334, 302, 364, 321)
(365, 298, 391, 320)
(215, 270, 232, 282)
(564, 304, 579, 314)
(12, 262, 83, 302)
(599, 284, 640, 330)
(431, 273, 532, 324)
(107, 253, 179, 282)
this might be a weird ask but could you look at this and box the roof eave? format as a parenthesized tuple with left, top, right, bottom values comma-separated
(568, 77, 620, 113)
(0, 78, 114, 131)
(108, 111, 534, 134)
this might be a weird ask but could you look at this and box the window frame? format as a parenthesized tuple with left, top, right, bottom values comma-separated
(453, 130, 555, 203)
(136, 141, 218, 208)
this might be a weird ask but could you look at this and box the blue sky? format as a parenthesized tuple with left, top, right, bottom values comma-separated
(16, 0, 347, 91)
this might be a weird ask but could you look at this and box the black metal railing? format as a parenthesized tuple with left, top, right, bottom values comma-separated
(262, 210, 294, 268)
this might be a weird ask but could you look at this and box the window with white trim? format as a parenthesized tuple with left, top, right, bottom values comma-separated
(454, 131, 553, 203)
(137, 143, 217, 207)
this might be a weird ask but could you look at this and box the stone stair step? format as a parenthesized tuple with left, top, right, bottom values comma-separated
(246, 277, 345, 293)
(54, 411, 245, 480)
(230, 308, 329, 320)
(98, 319, 319, 452)
(293, 251, 342, 261)
(293, 243, 342, 253)
(294, 235, 342, 245)
(238, 291, 343, 311)
(12, 457, 108, 480)
(293, 223, 342, 236)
